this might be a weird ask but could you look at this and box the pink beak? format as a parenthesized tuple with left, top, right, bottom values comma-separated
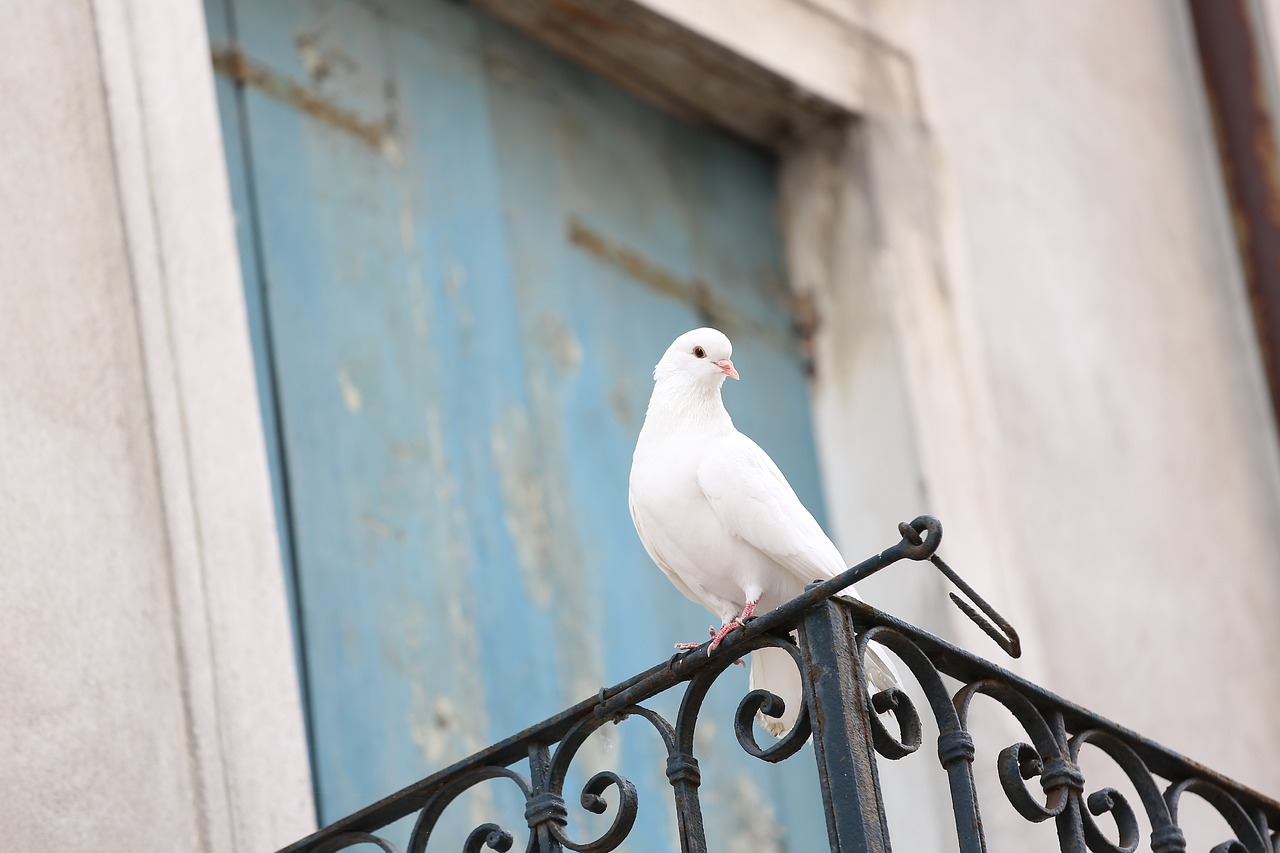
(715, 359, 740, 380)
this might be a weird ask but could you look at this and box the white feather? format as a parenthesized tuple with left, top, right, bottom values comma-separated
(629, 328, 901, 737)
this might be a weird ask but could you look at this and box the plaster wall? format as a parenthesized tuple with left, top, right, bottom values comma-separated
(894, 0, 1280, 794)
(0, 1, 313, 849)
(0, 6, 200, 846)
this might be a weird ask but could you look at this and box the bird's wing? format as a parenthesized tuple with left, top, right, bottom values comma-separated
(697, 433, 903, 702)
(629, 488, 704, 605)
(696, 432, 848, 585)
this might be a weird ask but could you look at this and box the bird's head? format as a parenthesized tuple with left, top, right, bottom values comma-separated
(653, 327, 739, 388)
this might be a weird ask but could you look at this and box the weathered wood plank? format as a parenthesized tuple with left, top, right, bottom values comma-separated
(212, 0, 834, 848)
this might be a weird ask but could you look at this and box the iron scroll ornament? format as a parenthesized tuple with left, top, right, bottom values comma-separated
(847, 618, 1280, 852)
(278, 517, 1280, 853)
(397, 630, 815, 853)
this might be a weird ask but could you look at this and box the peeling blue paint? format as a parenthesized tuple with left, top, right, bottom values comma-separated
(208, 0, 831, 848)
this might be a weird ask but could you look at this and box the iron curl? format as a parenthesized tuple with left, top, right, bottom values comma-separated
(405, 766, 532, 853)
(313, 832, 403, 853)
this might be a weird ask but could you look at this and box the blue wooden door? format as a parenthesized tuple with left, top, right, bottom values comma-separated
(206, 0, 831, 848)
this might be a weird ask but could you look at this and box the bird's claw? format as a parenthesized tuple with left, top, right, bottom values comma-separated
(675, 624, 721, 651)
(676, 611, 752, 661)
(711, 623, 747, 664)
(706, 600, 758, 653)
(708, 619, 744, 653)
(673, 639, 744, 666)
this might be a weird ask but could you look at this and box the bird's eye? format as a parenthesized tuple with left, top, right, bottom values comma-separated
(693, 346, 707, 358)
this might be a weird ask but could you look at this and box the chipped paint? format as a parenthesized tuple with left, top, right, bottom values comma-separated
(337, 368, 363, 412)
(423, 403, 468, 562)
(398, 202, 416, 254)
(409, 689, 458, 766)
(398, 192, 432, 341)
(401, 398, 487, 767)
(568, 219, 716, 317)
(515, 370, 608, 771)
(566, 219, 796, 352)
(404, 392, 493, 825)
(490, 406, 554, 608)
(490, 390, 607, 769)
(296, 39, 328, 83)
(608, 372, 636, 427)
(443, 261, 475, 343)
(293, 29, 357, 84)
(380, 136, 403, 166)
(211, 45, 400, 161)
(358, 513, 403, 541)
(408, 684, 496, 832)
(536, 313, 582, 372)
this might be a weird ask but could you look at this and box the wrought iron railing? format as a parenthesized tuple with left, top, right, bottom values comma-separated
(280, 517, 1280, 853)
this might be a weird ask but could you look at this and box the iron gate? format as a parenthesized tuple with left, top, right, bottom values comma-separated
(278, 517, 1280, 853)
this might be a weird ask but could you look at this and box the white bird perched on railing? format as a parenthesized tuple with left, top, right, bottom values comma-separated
(629, 327, 901, 737)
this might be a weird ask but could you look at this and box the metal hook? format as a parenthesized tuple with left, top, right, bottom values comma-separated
(884, 515, 944, 562)
(864, 516, 1020, 658)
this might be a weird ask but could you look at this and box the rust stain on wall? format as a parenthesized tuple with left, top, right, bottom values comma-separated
(567, 218, 740, 329)
(569, 220, 699, 302)
(567, 219, 798, 353)
(212, 45, 396, 156)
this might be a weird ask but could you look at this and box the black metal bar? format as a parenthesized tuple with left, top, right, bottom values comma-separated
(667, 753, 706, 853)
(799, 599, 890, 853)
(837, 596, 1280, 814)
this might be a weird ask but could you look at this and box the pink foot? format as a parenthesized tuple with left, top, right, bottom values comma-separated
(707, 599, 759, 653)
(674, 622, 747, 664)
(674, 625, 718, 650)
(707, 621, 739, 652)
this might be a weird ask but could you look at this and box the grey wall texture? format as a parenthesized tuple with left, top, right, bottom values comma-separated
(0, 1, 313, 850)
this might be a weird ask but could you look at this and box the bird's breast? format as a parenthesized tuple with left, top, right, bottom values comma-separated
(630, 440, 799, 609)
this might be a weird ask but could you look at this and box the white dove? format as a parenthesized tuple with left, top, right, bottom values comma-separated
(629, 327, 900, 737)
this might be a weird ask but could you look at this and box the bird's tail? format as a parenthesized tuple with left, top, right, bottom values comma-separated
(835, 587, 903, 692)
(862, 639, 903, 694)
(749, 644, 804, 738)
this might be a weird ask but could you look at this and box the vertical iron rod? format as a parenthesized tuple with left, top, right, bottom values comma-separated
(800, 598, 891, 853)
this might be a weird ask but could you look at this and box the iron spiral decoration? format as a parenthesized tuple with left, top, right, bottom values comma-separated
(353, 627, 820, 853)
(852, 620, 1280, 853)
(279, 517, 1280, 853)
